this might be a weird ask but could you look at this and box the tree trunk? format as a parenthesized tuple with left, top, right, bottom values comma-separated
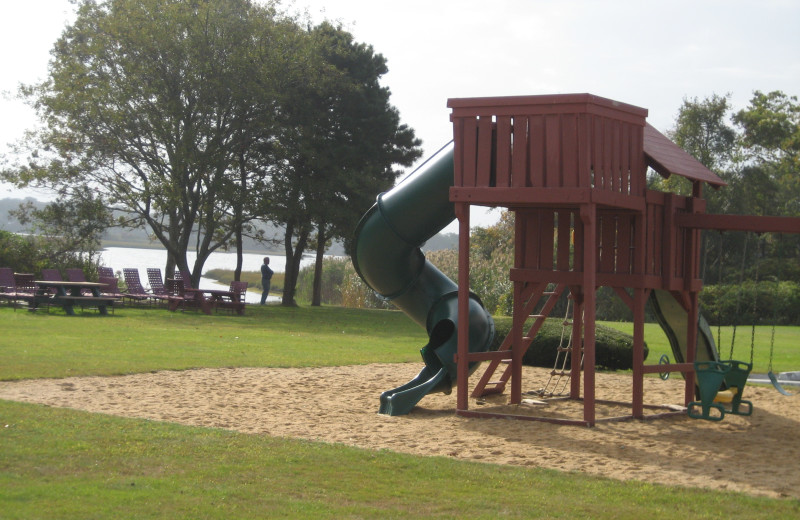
(233, 148, 246, 282)
(281, 220, 309, 307)
(311, 223, 327, 306)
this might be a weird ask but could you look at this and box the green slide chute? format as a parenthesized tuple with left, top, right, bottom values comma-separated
(649, 289, 721, 396)
(352, 145, 495, 415)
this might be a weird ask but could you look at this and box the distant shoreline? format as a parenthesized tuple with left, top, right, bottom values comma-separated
(100, 240, 283, 256)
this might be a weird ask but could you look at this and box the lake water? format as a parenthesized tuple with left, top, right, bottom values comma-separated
(99, 247, 317, 304)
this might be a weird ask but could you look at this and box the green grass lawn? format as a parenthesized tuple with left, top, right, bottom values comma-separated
(1, 305, 799, 518)
(0, 305, 426, 380)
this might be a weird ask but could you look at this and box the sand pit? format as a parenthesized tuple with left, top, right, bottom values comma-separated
(1, 363, 797, 499)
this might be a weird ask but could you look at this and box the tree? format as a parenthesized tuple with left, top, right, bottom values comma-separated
(663, 91, 800, 286)
(265, 22, 421, 306)
(669, 94, 738, 172)
(1, 0, 293, 286)
(653, 94, 739, 201)
(733, 90, 800, 216)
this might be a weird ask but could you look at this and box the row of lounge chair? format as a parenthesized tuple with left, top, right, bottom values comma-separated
(0, 266, 248, 314)
(114, 267, 248, 314)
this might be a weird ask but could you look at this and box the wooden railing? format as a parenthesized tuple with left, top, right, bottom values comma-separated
(449, 94, 648, 197)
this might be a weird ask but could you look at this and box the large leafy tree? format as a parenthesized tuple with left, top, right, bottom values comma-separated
(655, 94, 738, 202)
(663, 91, 800, 285)
(266, 22, 422, 306)
(2, 0, 293, 286)
(733, 90, 800, 217)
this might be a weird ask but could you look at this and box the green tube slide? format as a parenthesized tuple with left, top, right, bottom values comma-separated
(352, 144, 495, 416)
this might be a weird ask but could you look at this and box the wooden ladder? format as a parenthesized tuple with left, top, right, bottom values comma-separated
(471, 283, 567, 397)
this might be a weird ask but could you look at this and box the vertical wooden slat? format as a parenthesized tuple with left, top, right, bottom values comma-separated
(524, 210, 540, 270)
(540, 210, 555, 271)
(600, 213, 617, 273)
(476, 116, 494, 187)
(592, 117, 604, 189)
(611, 120, 620, 193)
(645, 204, 656, 276)
(675, 227, 686, 280)
(603, 119, 613, 192)
(529, 115, 546, 187)
(630, 125, 644, 196)
(577, 114, 591, 188)
(617, 215, 632, 274)
(662, 194, 676, 286)
(562, 114, 579, 188)
(452, 117, 464, 187)
(512, 116, 529, 188)
(573, 210, 584, 272)
(496, 116, 512, 188)
(620, 123, 631, 195)
(515, 210, 526, 269)
(462, 117, 478, 187)
(557, 210, 571, 271)
(545, 115, 562, 187)
(653, 205, 664, 276)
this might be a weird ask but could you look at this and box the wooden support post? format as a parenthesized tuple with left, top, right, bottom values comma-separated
(456, 203, 471, 412)
(632, 288, 647, 418)
(580, 204, 597, 425)
(632, 209, 648, 418)
(510, 279, 524, 404)
(685, 292, 699, 405)
(570, 290, 583, 399)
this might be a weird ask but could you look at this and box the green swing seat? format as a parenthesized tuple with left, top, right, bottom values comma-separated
(688, 360, 753, 421)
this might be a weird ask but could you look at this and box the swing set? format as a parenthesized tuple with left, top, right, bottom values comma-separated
(688, 231, 795, 421)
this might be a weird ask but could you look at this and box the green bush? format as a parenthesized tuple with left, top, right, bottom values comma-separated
(490, 316, 648, 371)
(0, 229, 98, 279)
(295, 257, 350, 305)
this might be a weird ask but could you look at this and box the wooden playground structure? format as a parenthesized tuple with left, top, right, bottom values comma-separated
(447, 93, 799, 426)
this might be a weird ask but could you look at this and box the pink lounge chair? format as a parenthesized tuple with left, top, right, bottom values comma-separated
(41, 269, 63, 281)
(122, 268, 160, 306)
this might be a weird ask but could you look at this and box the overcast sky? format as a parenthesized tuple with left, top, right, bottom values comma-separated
(2, 0, 798, 228)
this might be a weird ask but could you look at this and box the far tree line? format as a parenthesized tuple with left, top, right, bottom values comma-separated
(1, 0, 421, 306)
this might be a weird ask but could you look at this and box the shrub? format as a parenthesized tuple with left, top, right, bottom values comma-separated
(340, 268, 394, 310)
(490, 316, 648, 371)
(295, 257, 350, 305)
(0, 230, 98, 279)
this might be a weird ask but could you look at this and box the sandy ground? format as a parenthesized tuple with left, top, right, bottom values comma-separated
(1, 363, 798, 499)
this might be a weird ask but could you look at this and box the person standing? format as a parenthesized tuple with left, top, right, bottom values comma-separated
(260, 257, 274, 305)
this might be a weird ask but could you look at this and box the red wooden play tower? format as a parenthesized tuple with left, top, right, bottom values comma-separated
(447, 93, 799, 426)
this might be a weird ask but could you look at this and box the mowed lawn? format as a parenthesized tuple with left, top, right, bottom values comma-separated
(1, 305, 799, 519)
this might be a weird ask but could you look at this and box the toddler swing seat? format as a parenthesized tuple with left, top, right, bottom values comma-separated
(688, 360, 753, 421)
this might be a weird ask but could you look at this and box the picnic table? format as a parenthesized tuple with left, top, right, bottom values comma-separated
(184, 288, 245, 315)
(165, 278, 246, 315)
(32, 280, 118, 315)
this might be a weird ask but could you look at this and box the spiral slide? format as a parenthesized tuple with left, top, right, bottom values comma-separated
(352, 145, 495, 416)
